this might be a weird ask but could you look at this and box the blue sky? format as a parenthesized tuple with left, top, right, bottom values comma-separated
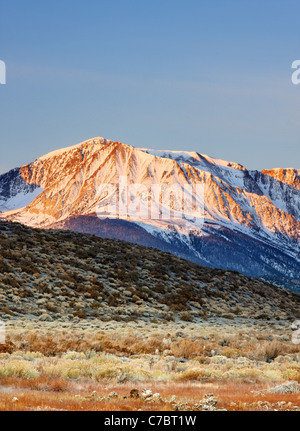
(0, 0, 299, 173)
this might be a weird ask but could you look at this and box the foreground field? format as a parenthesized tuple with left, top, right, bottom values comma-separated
(0, 381, 299, 411)
(0, 319, 299, 411)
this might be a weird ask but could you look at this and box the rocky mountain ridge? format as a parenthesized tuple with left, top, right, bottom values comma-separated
(0, 137, 299, 291)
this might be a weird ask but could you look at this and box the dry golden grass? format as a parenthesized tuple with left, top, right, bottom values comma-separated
(0, 320, 299, 411)
(2, 322, 299, 361)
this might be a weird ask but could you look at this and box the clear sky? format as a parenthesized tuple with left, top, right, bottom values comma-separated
(0, 0, 300, 174)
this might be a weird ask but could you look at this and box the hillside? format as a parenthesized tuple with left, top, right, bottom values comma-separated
(0, 220, 299, 324)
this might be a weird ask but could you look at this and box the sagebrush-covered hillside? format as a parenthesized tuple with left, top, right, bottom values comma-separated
(0, 221, 299, 323)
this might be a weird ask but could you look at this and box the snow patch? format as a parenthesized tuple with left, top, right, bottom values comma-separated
(0, 187, 43, 212)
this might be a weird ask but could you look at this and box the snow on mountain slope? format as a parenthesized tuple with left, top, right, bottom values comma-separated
(0, 137, 299, 290)
(137, 148, 246, 171)
(0, 168, 43, 212)
(249, 169, 300, 219)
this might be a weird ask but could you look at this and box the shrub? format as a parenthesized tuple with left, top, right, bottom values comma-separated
(251, 341, 288, 362)
(180, 312, 193, 322)
(0, 361, 40, 379)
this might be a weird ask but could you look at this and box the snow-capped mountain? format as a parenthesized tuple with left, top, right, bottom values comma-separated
(1, 137, 299, 292)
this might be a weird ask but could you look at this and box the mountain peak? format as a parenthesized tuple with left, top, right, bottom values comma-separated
(36, 136, 113, 162)
(0, 136, 300, 291)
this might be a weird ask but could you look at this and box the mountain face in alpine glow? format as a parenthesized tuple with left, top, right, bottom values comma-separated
(1, 137, 299, 291)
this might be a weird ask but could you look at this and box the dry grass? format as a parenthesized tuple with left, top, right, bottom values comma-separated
(0, 382, 299, 411)
(1, 323, 299, 363)
(0, 320, 299, 411)
(0, 218, 299, 412)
